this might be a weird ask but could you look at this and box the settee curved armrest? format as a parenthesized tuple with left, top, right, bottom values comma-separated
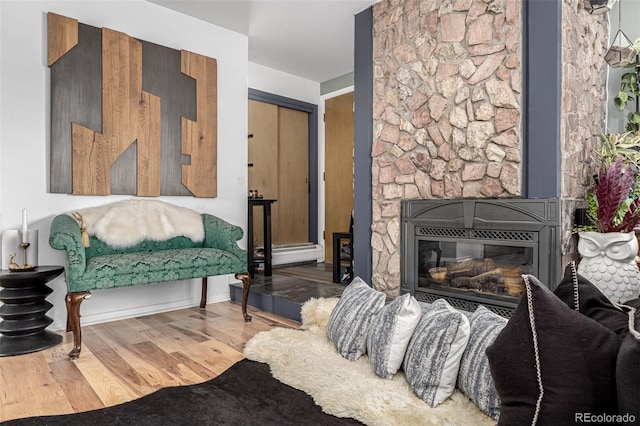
(49, 214, 87, 280)
(202, 214, 247, 267)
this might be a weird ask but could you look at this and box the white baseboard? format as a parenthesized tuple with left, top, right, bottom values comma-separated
(272, 244, 324, 265)
(51, 293, 231, 332)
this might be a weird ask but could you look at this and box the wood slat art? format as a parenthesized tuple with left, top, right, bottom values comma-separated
(48, 13, 217, 197)
(72, 28, 161, 196)
(181, 51, 218, 198)
(47, 13, 78, 66)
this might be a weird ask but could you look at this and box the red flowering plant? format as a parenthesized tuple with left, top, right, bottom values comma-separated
(583, 156, 640, 233)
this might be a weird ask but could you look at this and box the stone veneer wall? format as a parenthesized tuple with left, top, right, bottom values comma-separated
(371, 0, 608, 296)
(559, 0, 608, 263)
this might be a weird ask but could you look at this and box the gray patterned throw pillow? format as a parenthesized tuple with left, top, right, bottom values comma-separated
(457, 305, 506, 420)
(367, 293, 422, 379)
(403, 299, 470, 407)
(326, 277, 386, 361)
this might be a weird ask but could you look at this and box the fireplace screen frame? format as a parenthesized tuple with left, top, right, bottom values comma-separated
(401, 199, 561, 317)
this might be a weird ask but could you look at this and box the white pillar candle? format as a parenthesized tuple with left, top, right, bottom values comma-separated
(22, 208, 28, 243)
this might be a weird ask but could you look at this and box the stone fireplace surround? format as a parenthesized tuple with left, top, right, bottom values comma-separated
(356, 0, 608, 297)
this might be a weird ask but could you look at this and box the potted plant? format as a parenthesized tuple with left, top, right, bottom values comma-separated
(581, 155, 640, 233)
(596, 131, 640, 167)
(577, 132, 640, 232)
(576, 132, 640, 303)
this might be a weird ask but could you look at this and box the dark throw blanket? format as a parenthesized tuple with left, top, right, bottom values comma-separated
(2, 359, 363, 426)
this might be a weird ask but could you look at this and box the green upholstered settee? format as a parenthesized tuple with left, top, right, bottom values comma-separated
(49, 212, 251, 360)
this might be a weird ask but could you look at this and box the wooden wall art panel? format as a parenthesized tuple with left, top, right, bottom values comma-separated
(47, 13, 78, 66)
(181, 51, 218, 198)
(48, 12, 217, 197)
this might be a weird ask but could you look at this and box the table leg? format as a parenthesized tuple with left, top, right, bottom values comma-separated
(264, 202, 272, 276)
(248, 203, 255, 278)
(333, 233, 341, 283)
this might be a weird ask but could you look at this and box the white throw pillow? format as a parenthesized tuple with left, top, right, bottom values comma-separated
(367, 293, 422, 379)
(326, 276, 386, 361)
(403, 299, 471, 407)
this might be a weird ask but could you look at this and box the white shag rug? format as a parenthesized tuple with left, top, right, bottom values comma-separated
(72, 199, 204, 248)
(243, 297, 495, 426)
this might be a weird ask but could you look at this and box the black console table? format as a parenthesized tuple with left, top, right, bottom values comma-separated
(248, 198, 276, 277)
(0, 266, 63, 356)
(333, 232, 353, 283)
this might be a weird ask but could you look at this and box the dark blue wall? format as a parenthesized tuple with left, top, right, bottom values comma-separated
(353, 8, 373, 285)
(523, 0, 562, 198)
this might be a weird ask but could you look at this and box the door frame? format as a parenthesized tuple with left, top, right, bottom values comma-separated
(321, 87, 355, 262)
(248, 88, 319, 244)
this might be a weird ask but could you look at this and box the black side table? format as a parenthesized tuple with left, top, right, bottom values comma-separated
(248, 198, 277, 277)
(0, 266, 63, 356)
(333, 232, 353, 283)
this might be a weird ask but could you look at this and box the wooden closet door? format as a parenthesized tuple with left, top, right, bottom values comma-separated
(248, 99, 278, 247)
(324, 92, 354, 261)
(277, 106, 309, 245)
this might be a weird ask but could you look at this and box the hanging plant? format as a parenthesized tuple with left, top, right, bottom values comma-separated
(605, 31, 638, 68)
(613, 51, 640, 134)
(606, 0, 640, 134)
(585, 0, 618, 14)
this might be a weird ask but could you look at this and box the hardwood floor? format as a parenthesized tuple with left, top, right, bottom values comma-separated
(0, 302, 299, 422)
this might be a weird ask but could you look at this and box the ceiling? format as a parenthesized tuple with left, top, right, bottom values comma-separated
(149, 0, 374, 83)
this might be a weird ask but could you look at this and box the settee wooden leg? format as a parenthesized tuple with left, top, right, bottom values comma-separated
(66, 291, 91, 360)
(200, 277, 208, 309)
(235, 272, 252, 322)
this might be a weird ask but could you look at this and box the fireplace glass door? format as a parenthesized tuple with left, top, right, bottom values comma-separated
(417, 238, 535, 303)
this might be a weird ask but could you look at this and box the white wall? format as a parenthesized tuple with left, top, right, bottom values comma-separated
(248, 62, 320, 105)
(0, 0, 249, 331)
(606, 1, 640, 133)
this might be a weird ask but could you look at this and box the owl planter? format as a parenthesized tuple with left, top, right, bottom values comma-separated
(577, 231, 640, 304)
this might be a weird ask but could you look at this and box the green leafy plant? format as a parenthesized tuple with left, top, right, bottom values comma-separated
(580, 156, 640, 233)
(613, 38, 640, 134)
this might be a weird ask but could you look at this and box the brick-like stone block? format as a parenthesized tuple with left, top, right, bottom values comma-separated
(441, 13, 467, 42)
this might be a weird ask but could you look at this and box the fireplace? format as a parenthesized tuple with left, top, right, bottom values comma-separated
(401, 199, 561, 317)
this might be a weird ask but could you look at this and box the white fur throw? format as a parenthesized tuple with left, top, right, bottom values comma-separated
(72, 199, 205, 248)
(244, 297, 494, 426)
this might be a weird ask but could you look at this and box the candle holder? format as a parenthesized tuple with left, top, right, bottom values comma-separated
(8, 243, 37, 272)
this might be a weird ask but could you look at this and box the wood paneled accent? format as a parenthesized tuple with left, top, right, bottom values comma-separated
(248, 100, 279, 246)
(247, 101, 309, 246)
(48, 14, 217, 197)
(47, 13, 78, 66)
(0, 302, 298, 422)
(277, 107, 309, 245)
(181, 50, 218, 198)
(324, 92, 355, 261)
